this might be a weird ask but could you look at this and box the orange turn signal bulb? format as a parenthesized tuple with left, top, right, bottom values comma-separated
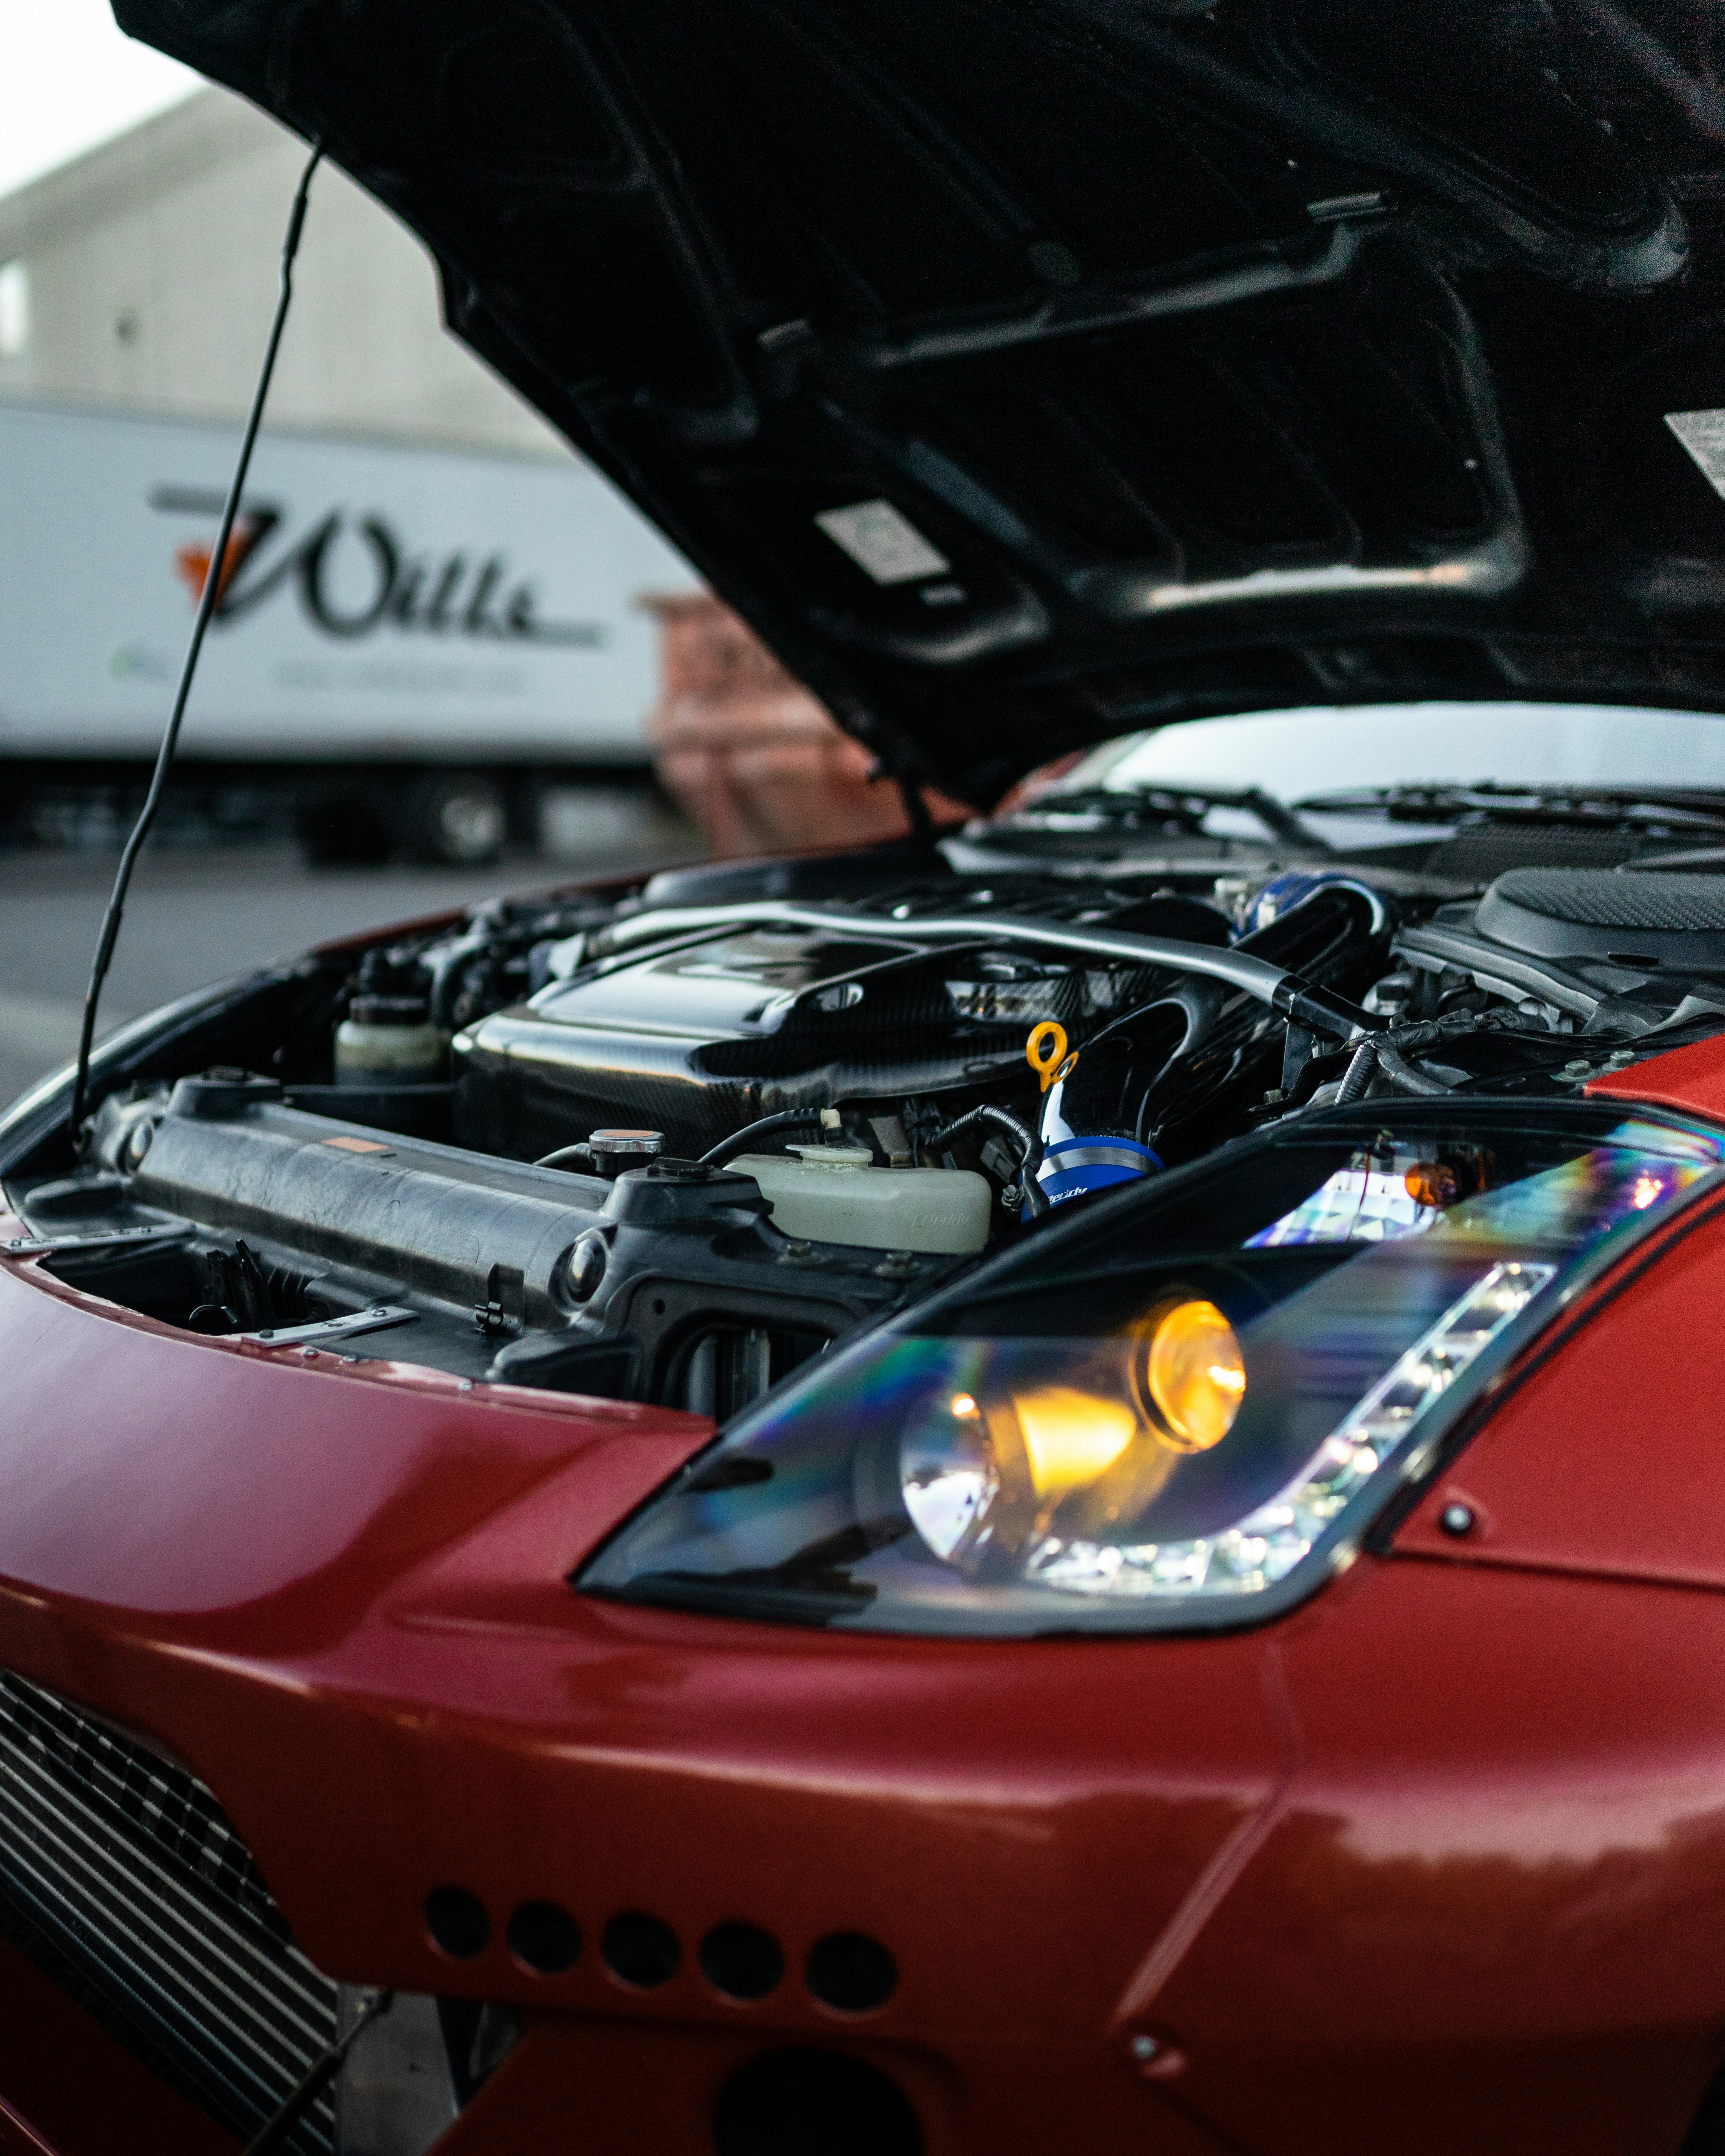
(1405, 1163, 1461, 1210)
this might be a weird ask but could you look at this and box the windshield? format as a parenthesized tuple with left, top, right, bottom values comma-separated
(1032, 701, 1725, 849)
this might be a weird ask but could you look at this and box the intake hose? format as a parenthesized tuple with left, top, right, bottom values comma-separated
(921, 1103, 1048, 1216)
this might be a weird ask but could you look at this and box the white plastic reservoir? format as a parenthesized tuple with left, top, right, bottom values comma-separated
(731, 1141, 992, 1255)
(334, 997, 447, 1086)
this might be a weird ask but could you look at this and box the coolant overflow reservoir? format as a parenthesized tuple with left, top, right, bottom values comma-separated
(731, 1142, 992, 1256)
(334, 997, 447, 1086)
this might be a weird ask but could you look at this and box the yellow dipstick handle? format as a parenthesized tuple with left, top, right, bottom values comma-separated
(1026, 1022, 1078, 1093)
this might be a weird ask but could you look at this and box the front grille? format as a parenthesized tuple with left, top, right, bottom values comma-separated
(0, 1669, 337, 2152)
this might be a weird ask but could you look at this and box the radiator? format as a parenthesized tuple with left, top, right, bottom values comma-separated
(0, 1668, 338, 2153)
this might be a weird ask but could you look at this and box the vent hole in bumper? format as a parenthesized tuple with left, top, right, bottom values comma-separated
(715, 2049, 922, 2156)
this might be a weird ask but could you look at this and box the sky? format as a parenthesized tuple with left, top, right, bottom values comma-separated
(0, 0, 202, 202)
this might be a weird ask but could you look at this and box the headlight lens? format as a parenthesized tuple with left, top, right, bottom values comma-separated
(582, 1107, 1724, 1635)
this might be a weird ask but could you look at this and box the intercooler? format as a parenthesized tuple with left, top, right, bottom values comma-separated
(0, 1669, 338, 2153)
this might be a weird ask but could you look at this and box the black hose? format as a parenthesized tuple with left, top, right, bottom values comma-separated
(536, 1143, 594, 1170)
(922, 1103, 1048, 1216)
(1374, 1042, 1456, 1097)
(1333, 1012, 1520, 1107)
(698, 1109, 831, 1169)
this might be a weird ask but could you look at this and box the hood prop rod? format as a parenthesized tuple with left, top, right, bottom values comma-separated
(240, 1986, 392, 2156)
(69, 141, 323, 1140)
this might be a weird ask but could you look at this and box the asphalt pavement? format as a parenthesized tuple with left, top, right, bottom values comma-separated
(0, 830, 698, 1113)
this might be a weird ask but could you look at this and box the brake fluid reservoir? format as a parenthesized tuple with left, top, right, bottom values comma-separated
(731, 1141, 991, 1255)
(334, 996, 447, 1086)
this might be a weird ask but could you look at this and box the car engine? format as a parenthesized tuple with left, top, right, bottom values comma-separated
(12, 785, 1725, 1419)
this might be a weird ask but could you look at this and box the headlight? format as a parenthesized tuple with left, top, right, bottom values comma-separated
(582, 1106, 1723, 1636)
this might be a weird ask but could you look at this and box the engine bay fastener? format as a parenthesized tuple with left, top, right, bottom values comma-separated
(474, 1262, 526, 1338)
(1122, 2030, 1187, 2078)
(562, 1232, 608, 1302)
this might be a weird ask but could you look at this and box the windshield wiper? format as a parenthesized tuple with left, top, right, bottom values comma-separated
(1008, 783, 1333, 852)
(1293, 780, 1725, 835)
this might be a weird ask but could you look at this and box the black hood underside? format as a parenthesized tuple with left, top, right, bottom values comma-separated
(115, 0, 1725, 802)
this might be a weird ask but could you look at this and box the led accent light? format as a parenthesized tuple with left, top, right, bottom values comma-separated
(1024, 1260, 1553, 1598)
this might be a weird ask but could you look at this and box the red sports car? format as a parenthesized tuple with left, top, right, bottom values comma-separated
(8, 3, 1725, 2152)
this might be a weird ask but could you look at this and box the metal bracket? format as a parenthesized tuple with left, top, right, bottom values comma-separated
(473, 1262, 526, 1340)
(240, 1305, 417, 1349)
(3, 1224, 191, 1260)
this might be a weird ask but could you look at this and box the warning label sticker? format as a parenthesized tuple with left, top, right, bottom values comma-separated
(815, 499, 951, 585)
(1665, 408, 1725, 498)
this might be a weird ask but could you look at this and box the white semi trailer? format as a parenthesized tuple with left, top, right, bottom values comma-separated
(0, 401, 699, 859)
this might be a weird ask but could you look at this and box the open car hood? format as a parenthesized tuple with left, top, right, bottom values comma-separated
(115, 0, 1725, 804)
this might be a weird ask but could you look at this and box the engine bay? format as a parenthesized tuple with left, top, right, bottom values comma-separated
(12, 781, 1725, 1420)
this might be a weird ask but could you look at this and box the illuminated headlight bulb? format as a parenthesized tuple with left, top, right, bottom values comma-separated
(1142, 1299, 1245, 1452)
(1014, 1388, 1138, 1496)
(901, 1393, 1000, 1560)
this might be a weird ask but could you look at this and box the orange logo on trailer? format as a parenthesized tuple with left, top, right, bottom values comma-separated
(172, 531, 253, 607)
